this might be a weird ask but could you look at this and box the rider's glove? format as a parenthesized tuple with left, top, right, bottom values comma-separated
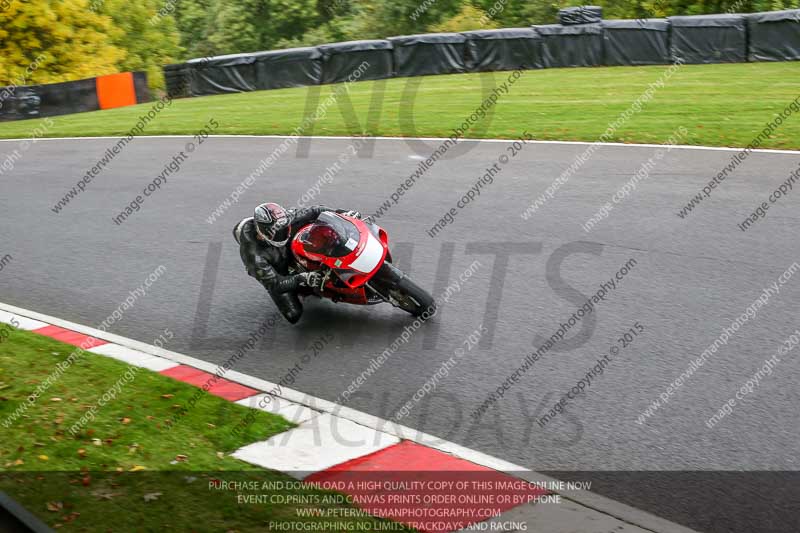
(299, 271, 324, 290)
(342, 210, 362, 219)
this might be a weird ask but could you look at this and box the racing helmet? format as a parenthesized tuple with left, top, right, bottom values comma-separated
(254, 202, 291, 246)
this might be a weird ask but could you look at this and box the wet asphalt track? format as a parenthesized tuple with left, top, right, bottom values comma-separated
(1, 135, 799, 533)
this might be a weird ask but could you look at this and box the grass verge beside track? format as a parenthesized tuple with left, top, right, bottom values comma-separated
(0, 62, 797, 149)
(0, 327, 410, 532)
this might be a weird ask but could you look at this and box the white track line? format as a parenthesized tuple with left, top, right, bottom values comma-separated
(0, 134, 798, 155)
(0, 303, 698, 533)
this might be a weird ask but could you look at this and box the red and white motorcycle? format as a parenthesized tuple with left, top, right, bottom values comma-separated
(290, 212, 436, 318)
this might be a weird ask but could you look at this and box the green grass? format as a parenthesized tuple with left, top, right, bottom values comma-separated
(0, 327, 410, 532)
(0, 62, 799, 149)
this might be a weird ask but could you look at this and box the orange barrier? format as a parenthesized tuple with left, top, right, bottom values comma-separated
(95, 72, 137, 110)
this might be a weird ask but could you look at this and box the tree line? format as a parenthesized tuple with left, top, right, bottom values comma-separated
(1, 0, 797, 90)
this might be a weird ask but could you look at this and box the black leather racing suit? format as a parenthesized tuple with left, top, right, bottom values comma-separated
(233, 205, 343, 324)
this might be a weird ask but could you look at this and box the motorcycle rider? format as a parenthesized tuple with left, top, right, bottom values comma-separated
(233, 202, 361, 324)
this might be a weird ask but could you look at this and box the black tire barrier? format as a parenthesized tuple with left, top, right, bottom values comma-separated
(318, 40, 394, 84)
(389, 33, 469, 78)
(6, 8, 798, 118)
(746, 9, 800, 62)
(669, 14, 748, 64)
(254, 47, 322, 90)
(603, 19, 671, 66)
(187, 54, 258, 96)
(163, 8, 798, 99)
(535, 23, 605, 68)
(463, 28, 543, 72)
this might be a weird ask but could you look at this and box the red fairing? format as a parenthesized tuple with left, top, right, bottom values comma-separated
(291, 213, 389, 291)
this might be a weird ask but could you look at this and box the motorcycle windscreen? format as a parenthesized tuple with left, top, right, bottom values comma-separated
(298, 212, 361, 258)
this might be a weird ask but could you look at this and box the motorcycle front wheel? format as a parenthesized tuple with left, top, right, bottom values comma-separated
(370, 263, 437, 319)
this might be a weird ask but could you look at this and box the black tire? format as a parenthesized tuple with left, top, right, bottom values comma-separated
(389, 276, 437, 318)
(372, 263, 436, 318)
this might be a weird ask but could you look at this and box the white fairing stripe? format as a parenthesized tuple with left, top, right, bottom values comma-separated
(349, 233, 383, 273)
